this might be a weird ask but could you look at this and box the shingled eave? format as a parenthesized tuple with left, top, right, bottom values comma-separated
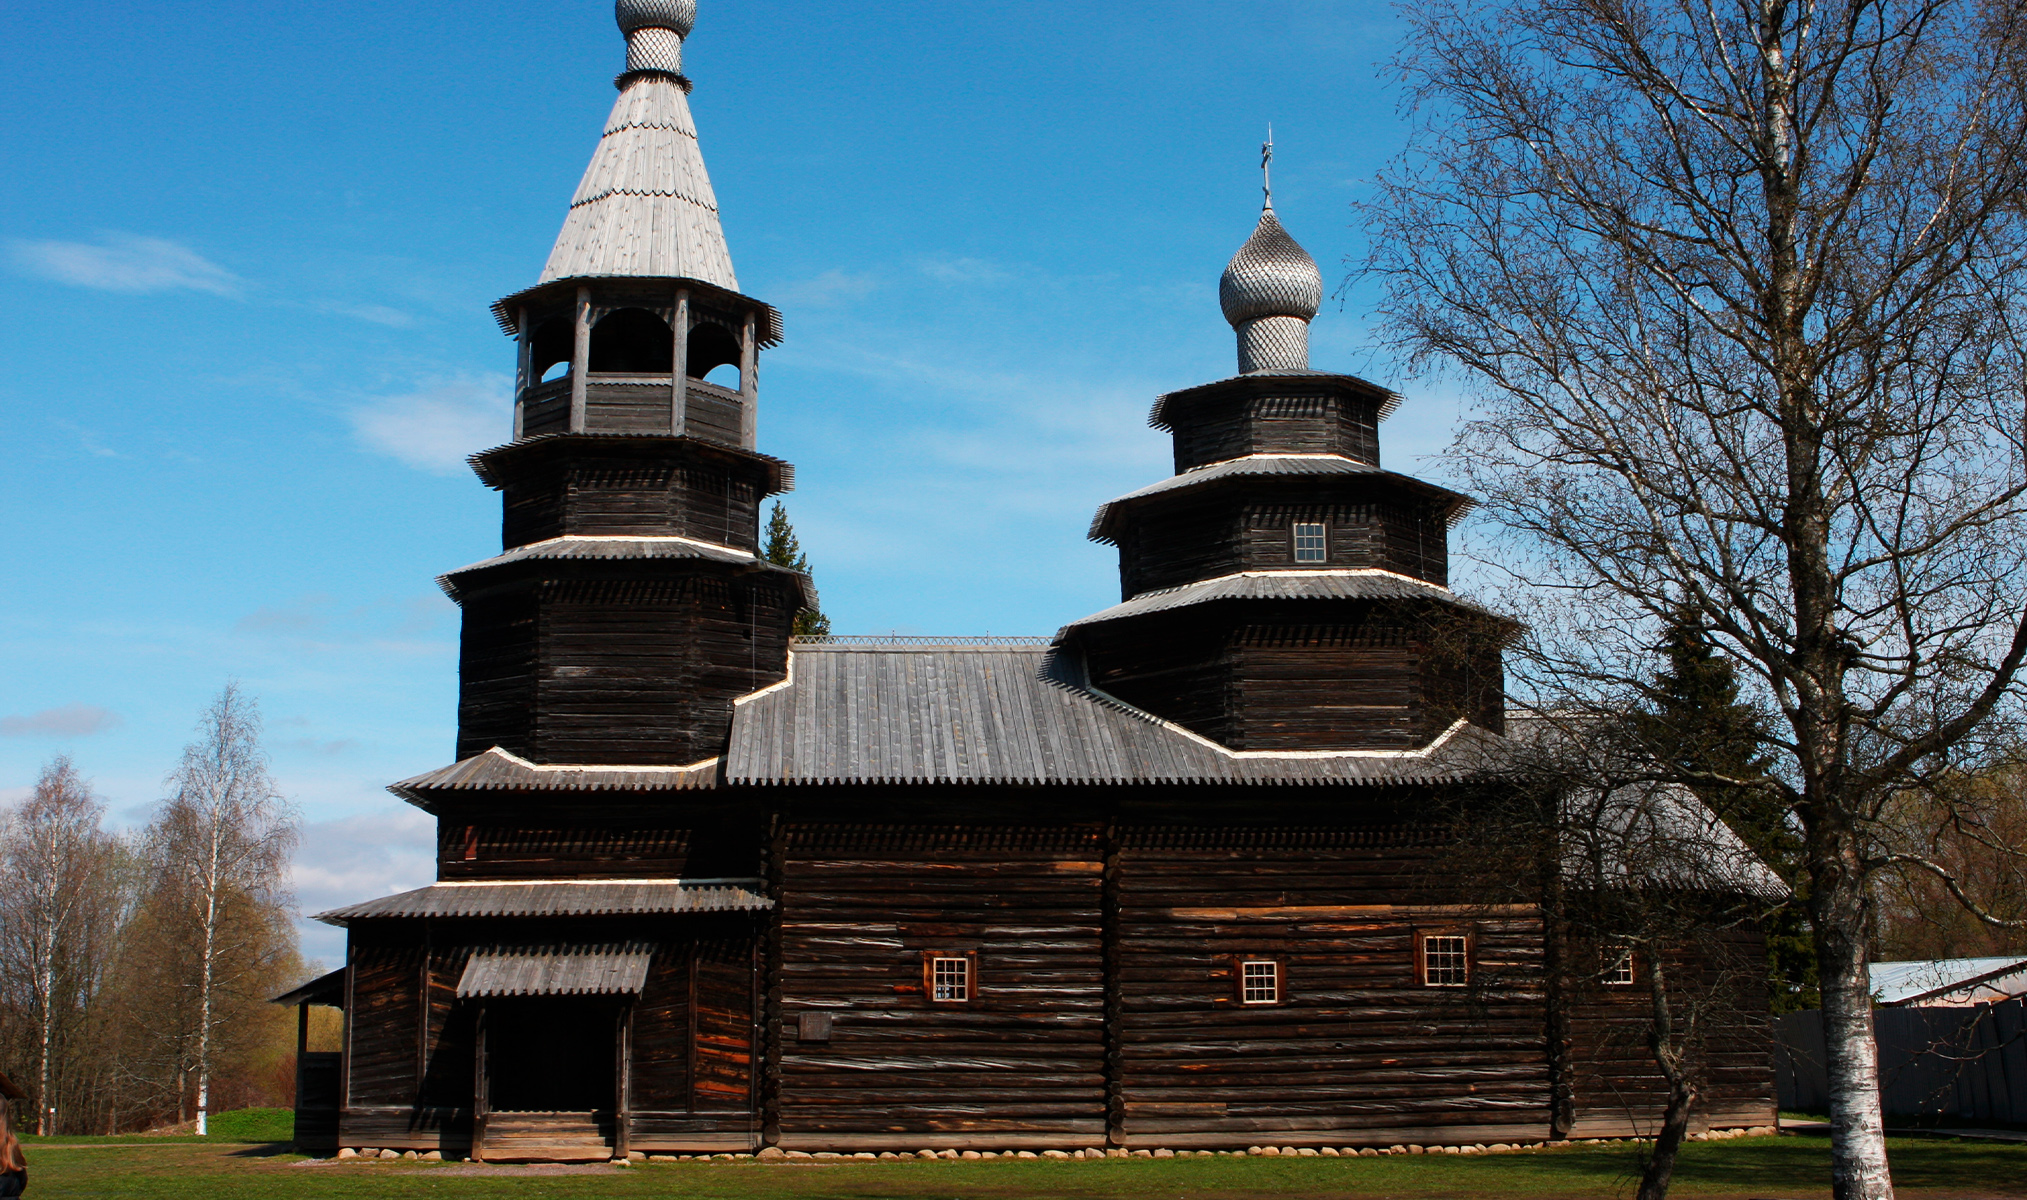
(434, 536, 818, 613)
(490, 275, 783, 347)
(1059, 569, 1518, 633)
(1087, 453, 1477, 544)
(1148, 370, 1401, 431)
(388, 746, 724, 809)
(468, 433, 794, 497)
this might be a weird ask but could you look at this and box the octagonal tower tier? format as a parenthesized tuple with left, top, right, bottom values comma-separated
(1057, 198, 1515, 752)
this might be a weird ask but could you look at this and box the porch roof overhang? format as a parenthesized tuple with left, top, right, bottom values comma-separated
(457, 942, 656, 998)
(270, 966, 347, 1008)
(312, 878, 771, 926)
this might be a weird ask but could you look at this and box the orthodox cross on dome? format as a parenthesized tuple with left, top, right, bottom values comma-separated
(1220, 135, 1321, 374)
(1261, 124, 1274, 209)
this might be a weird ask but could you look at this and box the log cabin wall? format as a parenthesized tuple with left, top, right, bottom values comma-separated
(626, 930, 762, 1152)
(454, 591, 538, 760)
(493, 443, 772, 552)
(453, 572, 799, 765)
(1563, 925, 1777, 1137)
(1077, 604, 1504, 751)
(428, 804, 765, 881)
(1118, 490, 1452, 598)
(1111, 826, 1552, 1148)
(770, 824, 1110, 1150)
(1164, 383, 1386, 472)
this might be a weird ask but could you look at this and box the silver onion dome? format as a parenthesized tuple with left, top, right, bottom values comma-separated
(617, 0, 697, 75)
(1219, 206, 1323, 373)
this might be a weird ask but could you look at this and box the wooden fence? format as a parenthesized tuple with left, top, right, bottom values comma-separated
(1775, 997, 2026, 1123)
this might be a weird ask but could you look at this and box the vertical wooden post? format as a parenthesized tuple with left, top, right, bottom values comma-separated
(570, 287, 592, 433)
(738, 310, 759, 447)
(513, 306, 531, 441)
(671, 289, 690, 437)
(615, 1000, 634, 1159)
(295, 1003, 309, 1115)
(686, 944, 700, 1114)
(340, 959, 354, 1135)
(417, 943, 431, 1101)
(471, 1004, 488, 1163)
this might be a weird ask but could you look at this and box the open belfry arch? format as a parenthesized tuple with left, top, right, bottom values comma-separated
(281, 0, 1781, 1161)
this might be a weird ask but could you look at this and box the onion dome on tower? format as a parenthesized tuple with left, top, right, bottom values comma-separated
(1219, 206, 1324, 374)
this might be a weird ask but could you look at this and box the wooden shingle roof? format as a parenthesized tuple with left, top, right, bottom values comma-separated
(723, 641, 1506, 787)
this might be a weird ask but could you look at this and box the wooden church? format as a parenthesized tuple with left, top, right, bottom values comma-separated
(280, 0, 1780, 1161)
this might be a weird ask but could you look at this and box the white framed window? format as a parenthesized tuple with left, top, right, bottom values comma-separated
(1240, 960, 1281, 1005)
(1421, 934, 1469, 987)
(1603, 947, 1636, 986)
(1292, 522, 1328, 563)
(929, 955, 971, 1003)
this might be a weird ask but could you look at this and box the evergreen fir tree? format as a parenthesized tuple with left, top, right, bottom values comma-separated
(762, 502, 832, 638)
(1636, 603, 1818, 1012)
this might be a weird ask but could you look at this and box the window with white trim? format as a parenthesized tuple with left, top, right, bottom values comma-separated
(930, 956, 971, 1003)
(1422, 934, 1469, 987)
(1240, 960, 1280, 1004)
(1603, 946, 1636, 986)
(1292, 522, 1328, 563)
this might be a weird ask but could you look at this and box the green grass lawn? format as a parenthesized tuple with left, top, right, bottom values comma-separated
(16, 1133, 2025, 1199)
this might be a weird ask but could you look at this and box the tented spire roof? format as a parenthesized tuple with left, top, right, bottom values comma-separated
(537, 1, 737, 289)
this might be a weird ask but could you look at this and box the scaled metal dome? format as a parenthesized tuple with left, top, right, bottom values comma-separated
(1219, 206, 1323, 373)
(1219, 207, 1323, 326)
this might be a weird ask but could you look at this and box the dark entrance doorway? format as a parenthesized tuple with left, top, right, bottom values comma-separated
(484, 996, 617, 1112)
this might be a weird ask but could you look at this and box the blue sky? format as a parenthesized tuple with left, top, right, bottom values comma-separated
(0, 1, 1469, 964)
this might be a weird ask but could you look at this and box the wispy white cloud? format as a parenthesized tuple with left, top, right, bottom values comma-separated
(235, 594, 335, 635)
(290, 807, 437, 961)
(919, 255, 1014, 286)
(315, 300, 416, 328)
(348, 376, 511, 474)
(8, 233, 241, 296)
(774, 269, 880, 308)
(0, 704, 123, 738)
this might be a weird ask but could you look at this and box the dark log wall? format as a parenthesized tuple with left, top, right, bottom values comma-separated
(1121, 491, 1451, 601)
(1168, 391, 1383, 472)
(499, 455, 765, 551)
(1113, 827, 1552, 1148)
(1228, 626, 1431, 751)
(1080, 606, 1499, 751)
(437, 825, 692, 880)
(522, 380, 570, 438)
(455, 573, 798, 765)
(772, 825, 1109, 1150)
(347, 939, 421, 1109)
(1564, 926, 1777, 1136)
(626, 934, 761, 1151)
(455, 592, 538, 761)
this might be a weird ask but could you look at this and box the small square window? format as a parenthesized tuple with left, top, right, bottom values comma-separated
(1603, 948, 1636, 987)
(1292, 522, 1328, 563)
(930, 956, 970, 1003)
(1240, 960, 1280, 1005)
(1423, 935, 1469, 987)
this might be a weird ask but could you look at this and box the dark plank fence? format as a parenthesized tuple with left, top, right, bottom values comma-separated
(1775, 997, 2026, 1122)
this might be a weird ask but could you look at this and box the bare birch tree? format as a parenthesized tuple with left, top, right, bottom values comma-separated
(1365, 3, 2027, 1198)
(0, 757, 124, 1135)
(147, 684, 298, 1136)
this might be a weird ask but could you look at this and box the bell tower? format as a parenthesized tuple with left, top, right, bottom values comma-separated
(1059, 187, 1512, 751)
(448, 0, 811, 767)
